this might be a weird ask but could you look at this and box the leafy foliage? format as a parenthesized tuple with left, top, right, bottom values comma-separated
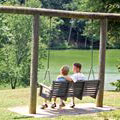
(111, 80, 120, 91)
(110, 58, 120, 91)
(0, 0, 46, 89)
(41, 0, 72, 9)
(71, 0, 120, 48)
(117, 59, 120, 72)
(0, 14, 12, 48)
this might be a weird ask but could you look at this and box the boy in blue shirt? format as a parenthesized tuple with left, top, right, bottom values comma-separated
(41, 65, 69, 109)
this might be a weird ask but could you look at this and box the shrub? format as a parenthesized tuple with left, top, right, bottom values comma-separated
(110, 80, 120, 91)
(111, 59, 120, 91)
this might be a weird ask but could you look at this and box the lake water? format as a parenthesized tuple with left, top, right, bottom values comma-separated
(38, 49, 120, 90)
(84, 73, 120, 90)
(38, 71, 120, 90)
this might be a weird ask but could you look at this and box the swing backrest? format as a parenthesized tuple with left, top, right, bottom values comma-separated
(83, 80, 100, 98)
(39, 80, 100, 101)
(51, 81, 69, 99)
(67, 81, 85, 100)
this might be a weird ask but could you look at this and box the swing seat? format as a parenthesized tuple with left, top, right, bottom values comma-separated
(39, 80, 100, 101)
(67, 80, 100, 99)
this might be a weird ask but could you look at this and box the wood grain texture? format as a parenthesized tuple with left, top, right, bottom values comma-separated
(0, 6, 120, 20)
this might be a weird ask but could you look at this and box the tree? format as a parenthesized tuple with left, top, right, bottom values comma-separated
(71, 0, 120, 48)
(41, 0, 72, 10)
(0, 14, 12, 48)
(0, 0, 47, 89)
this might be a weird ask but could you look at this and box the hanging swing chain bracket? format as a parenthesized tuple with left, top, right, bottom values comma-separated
(44, 17, 52, 81)
(88, 19, 95, 80)
(47, 17, 52, 69)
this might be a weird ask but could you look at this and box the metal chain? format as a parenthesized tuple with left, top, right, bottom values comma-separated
(44, 17, 52, 83)
(88, 19, 95, 80)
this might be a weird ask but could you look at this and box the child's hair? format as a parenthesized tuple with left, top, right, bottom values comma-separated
(73, 63, 82, 71)
(60, 65, 69, 76)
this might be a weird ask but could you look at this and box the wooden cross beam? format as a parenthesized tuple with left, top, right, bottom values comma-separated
(0, 6, 120, 20)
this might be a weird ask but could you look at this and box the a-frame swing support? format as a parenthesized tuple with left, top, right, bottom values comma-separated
(97, 19, 107, 107)
(29, 14, 39, 114)
(0, 6, 117, 114)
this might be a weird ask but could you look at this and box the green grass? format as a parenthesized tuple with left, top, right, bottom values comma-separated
(0, 88, 120, 120)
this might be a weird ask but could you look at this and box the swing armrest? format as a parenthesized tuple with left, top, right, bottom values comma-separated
(39, 83, 51, 90)
(39, 83, 52, 101)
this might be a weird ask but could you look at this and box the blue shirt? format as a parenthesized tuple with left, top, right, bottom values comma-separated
(56, 75, 66, 81)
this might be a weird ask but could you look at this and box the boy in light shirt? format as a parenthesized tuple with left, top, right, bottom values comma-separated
(65, 63, 86, 108)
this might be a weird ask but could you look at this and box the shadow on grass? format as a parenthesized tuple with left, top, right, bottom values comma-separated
(14, 116, 33, 119)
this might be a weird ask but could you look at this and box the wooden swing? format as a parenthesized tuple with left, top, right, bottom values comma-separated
(39, 80, 100, 101)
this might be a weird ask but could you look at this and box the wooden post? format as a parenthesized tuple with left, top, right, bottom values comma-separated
(96, 19, 107, 107)
(29, 14, 39, 114)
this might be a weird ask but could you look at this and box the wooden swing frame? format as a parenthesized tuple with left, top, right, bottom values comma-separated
(0, 5, 118, 114)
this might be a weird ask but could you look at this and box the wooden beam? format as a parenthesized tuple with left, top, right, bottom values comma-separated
(29, 15, 39, 114)
(96, 19, 107, 107)
(0, 6, 120, 20)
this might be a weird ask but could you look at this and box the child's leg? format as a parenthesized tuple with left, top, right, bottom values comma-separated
(53, 97, 57, 104)
(70, 97, 75, 108)
(59, 99, 63, 109)
(72, 97, 75, 105)
(60, 99, 63, 105)
(51, 97, 57, 108)
(41, 99, 48, 109)
(44, 99, 47, 104)
(59, 98, 65, 109)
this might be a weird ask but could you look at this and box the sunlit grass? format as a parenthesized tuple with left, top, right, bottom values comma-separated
(0, 88, 120, 120)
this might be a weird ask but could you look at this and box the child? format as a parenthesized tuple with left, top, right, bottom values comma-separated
(65, 63, 86, 108)
(41, 65, 69, 109)
(51, 65, 69, 109)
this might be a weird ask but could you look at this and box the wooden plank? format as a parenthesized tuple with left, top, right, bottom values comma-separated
(82, 80, 100, 98)
(0, 6, 120, 20)
(52, 82, 69, 98)
(67, 81, 84, 99)
(96, 19, 107, 107)
(29, 15, 39, 114)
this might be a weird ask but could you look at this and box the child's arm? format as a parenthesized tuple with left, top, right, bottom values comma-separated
(64, 76, 73, 82)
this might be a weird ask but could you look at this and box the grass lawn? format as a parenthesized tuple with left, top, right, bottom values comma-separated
(0, 88, 120, 120)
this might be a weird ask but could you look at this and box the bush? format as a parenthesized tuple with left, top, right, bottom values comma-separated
(111, 80, 120, 91)
(118, 64, 120, 72)
(111, 59, 120, 91)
